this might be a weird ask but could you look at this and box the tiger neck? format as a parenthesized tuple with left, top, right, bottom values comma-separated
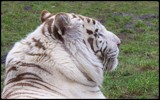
(63, 34, 103, 86)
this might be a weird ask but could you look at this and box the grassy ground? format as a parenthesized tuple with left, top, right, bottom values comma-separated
(1, 1, 159, 99)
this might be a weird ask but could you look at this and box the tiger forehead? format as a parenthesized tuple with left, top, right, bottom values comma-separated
(68, 13, 97, 25)
(67, 13, 101, 36)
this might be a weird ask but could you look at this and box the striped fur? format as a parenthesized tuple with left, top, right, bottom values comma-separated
(1, 10, 120, 99)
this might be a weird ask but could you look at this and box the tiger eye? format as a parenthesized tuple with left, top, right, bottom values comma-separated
(95, 29, 98, 32)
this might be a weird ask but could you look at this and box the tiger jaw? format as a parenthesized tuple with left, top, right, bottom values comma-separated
(101, 44, 119, 72)
(103, 56, 119, 72)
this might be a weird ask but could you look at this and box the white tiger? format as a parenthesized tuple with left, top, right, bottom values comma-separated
(1, 10, 121, 99)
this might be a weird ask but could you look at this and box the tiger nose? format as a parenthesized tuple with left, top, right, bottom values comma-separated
(117, 39, 121, 48)
(117, 43, 120, 48)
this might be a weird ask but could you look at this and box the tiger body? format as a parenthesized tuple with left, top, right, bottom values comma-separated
(2, 11, 120, 99)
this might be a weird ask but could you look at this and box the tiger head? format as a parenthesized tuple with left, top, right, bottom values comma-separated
(41, 10, 121, 73)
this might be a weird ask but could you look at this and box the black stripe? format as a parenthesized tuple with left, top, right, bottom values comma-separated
(87, 18, 90, 23)
(4, 78, 66, 98)
(43, 18, 56, 40)
(96, 40, 99, 48)
(72, 14, 77, 18)
(7, 58, 13, 64)
(6, 72, 42, 85)
(100, 42, 104, 50)
(83, 40, 86, 45)
(92, 19, 96, 25)
(100, 42, 105, 57)
(95, 50, 100, 54)
(16, 95, 38, 99)
(108, 50, 117, 54)
(106, 58, 111, 71)
(86, 29, 93, 35)
(27, 80, 67, 97)
(4, 83, 41, 98)
(102, 46, 107, 53)
(20, 63, 52, 75)
(32, 38, 46, 50)
(109, 54, 117, 58)
(6, 72, 61, 91)
(106, 57, 115, 71)
(6, 66, 17, 73)
(41, 25, 51, 39)
(81, 71, 93, 81)
(6, 92, 42, 99)
(94, 33, 97, 37)
(79, 15, 84, 21)
(53, 26, 64, 43)
(87, 37, 95, 52)
(47, 19, 54, 34)
(99, 33, 103, 37)
(26, 53, 48, 62)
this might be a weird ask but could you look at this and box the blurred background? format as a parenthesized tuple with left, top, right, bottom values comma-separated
(1, 1, 159, 99)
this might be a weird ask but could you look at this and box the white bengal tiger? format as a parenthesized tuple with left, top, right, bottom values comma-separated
(1, 10, 121, 99)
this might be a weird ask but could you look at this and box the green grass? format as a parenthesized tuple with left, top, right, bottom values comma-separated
(1, 1, 159, 99)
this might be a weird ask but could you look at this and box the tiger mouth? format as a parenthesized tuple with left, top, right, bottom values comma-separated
(103, 58, 118, 72)
(102, 48, 119, 72)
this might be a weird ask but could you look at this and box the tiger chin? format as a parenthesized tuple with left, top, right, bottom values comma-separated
(1, 10, 121, 99)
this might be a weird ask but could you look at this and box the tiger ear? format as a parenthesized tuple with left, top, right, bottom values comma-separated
(53, 13, 70, 36)
(41, 10, 53, 22)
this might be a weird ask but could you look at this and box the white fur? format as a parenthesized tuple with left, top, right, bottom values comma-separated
(2, 24, 105, 99)
(2, 12, 120, 99)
